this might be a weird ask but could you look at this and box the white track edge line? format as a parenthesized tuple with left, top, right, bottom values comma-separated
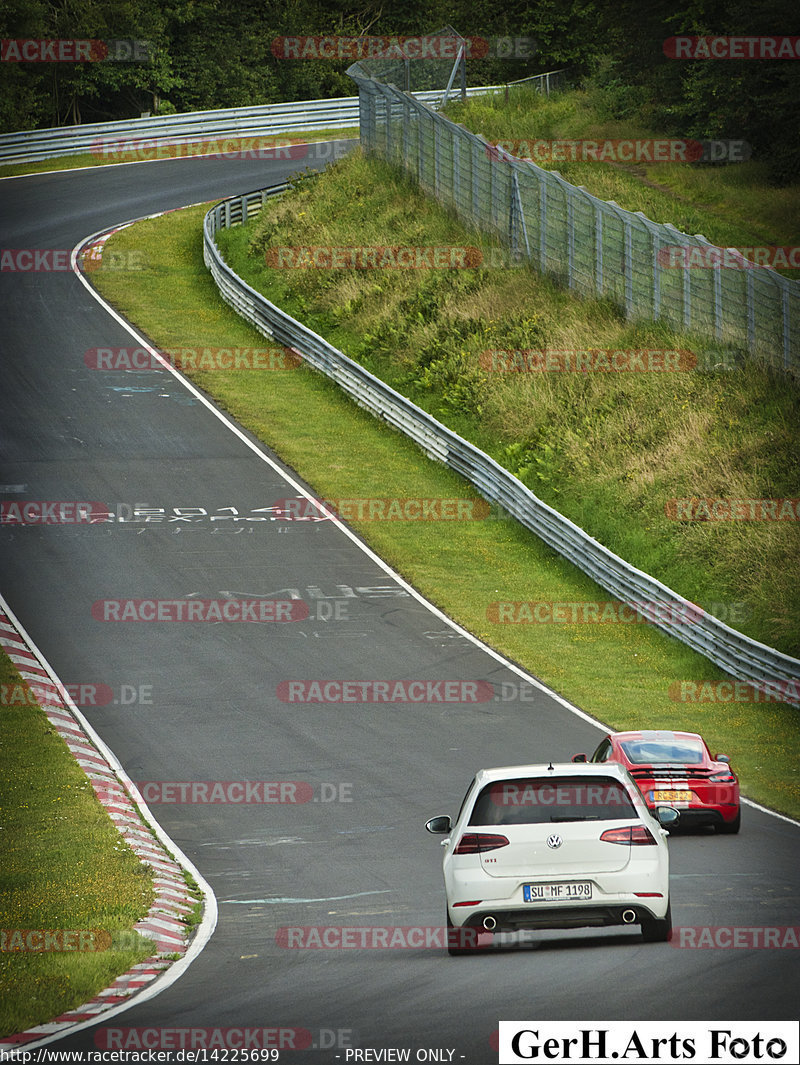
(0, 592, 219, 1054)
(70, 209, 605, 734)
(70, 197, 800, 833)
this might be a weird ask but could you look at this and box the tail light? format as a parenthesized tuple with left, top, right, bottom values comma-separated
(453, 833, 509, 854)
(600, 825, 657, 846)
(708, 771, 736, 783)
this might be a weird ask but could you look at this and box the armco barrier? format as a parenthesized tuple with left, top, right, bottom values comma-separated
(0, 86, 503, 165)
(203, 183, 800, 699)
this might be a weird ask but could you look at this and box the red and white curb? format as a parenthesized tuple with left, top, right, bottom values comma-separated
(0, 598, 217, 1052)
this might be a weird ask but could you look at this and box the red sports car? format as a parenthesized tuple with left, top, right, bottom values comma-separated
(573, 730, 740, 833)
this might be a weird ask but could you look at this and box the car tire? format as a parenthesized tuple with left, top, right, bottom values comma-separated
(640, 902, 672, 943)
(716, 809, 741, 834)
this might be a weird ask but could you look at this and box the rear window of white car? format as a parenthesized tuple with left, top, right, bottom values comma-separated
(469, 776, 638, 825)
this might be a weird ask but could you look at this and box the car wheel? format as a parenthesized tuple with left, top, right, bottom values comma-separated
(641, 902, 672, 943)
(446, 911, 486, 956)
(716, 809, 741, 834)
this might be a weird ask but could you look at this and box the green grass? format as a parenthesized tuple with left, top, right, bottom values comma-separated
(0, 128, 359, 180)
(0, 653, 156, 1037)
(212, 152, 800, 658)
(87, 194, 800, 822)
(444, 86, 800, 255)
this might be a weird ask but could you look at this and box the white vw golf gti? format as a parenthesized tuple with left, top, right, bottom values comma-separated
(426, 761, 677, 953)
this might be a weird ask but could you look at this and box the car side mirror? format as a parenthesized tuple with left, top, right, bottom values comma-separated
(715, 754, 730, 763)
(655, 806, 680, 828)
(425, 815, 452, 834)
(571, 754, 587, 763)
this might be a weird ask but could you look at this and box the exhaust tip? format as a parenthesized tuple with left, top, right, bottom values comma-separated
(621, 909, 637, 924)
(482, 915, 497, 931)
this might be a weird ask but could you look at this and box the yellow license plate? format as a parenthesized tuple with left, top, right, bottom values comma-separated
(653, 789, 695, 802)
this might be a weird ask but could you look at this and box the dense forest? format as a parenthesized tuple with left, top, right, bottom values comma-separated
(1, 0, 798, 182)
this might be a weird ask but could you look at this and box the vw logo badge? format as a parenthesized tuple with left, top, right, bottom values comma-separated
(547, 834, 562, 849)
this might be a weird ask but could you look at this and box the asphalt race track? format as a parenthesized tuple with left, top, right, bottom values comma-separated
(1, 144, 799, 1060)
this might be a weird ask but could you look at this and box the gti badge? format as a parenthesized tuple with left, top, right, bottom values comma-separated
(547, 834, 562, 849)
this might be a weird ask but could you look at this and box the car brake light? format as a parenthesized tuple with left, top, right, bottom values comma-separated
(454, 833, 510, 854)
(600, 825, 657, 845)
(708, 771, 736, 783)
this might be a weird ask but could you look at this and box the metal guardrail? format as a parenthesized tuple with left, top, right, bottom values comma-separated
(0, 85, 504, 164)
(203, 183, 800, 699)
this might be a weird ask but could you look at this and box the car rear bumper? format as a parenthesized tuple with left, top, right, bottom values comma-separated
(650, 804, 739, 828)
(451, 901, 667, 932)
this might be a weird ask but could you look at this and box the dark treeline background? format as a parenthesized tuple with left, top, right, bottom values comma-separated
(1, 0, 797, 182)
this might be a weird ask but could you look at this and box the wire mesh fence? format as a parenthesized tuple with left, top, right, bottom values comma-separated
(347, 62, 799, 373)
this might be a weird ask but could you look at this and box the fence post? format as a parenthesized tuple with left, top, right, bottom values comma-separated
(566, 183, 575, 290)
(783, 282, 791, 371)
(624, 216, 633, 317)
(594, 202, 603, 296)
(508, 169, 531, 264)
(434, 119, 440, 196)
(385, 89, 393, 159)
(453, 133, 461, 208)
(472, 141, 480, 221)
(539, 170, 547, 272)
(635, 212, 661, 320)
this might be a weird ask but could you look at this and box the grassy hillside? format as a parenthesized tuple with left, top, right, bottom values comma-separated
(214, 147, 799, 657)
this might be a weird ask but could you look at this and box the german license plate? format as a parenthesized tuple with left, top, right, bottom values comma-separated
(652, 790, 695, 802)
(523, 882, 592, 902)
